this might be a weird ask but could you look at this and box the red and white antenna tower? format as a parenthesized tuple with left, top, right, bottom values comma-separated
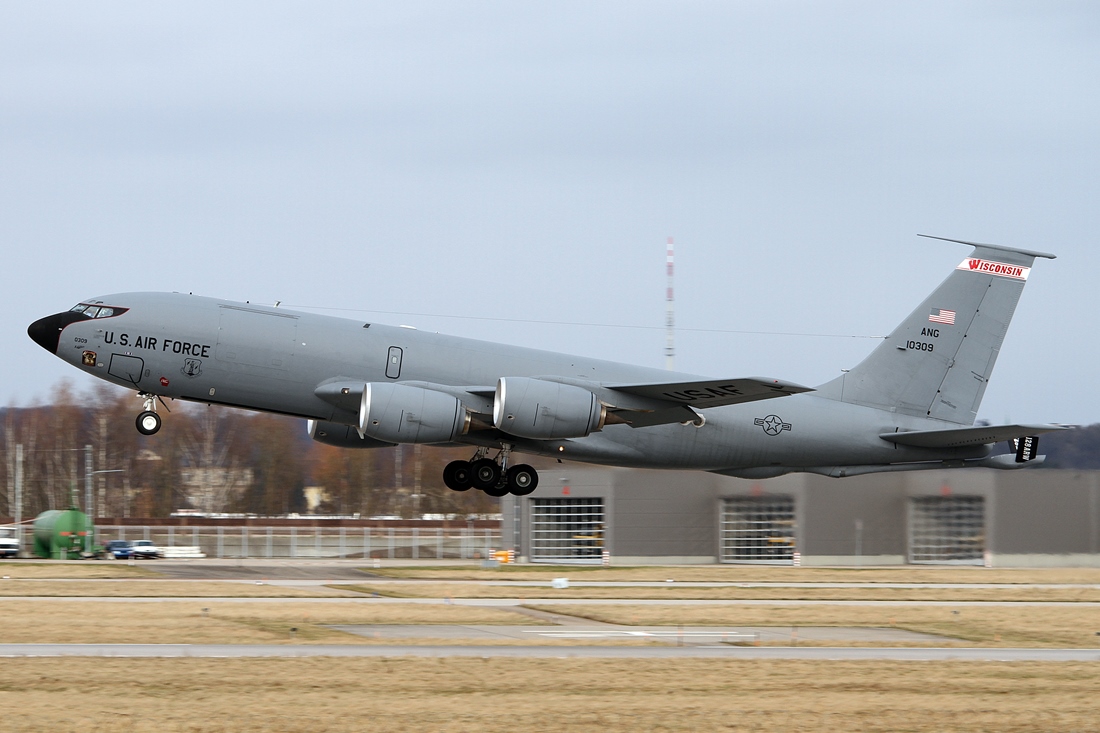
(665, 236, 675, 371)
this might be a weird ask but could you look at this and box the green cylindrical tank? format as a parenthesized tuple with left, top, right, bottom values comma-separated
(33, 509, 95, 559)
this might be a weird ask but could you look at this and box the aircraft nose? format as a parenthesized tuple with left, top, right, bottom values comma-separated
(28, 311, 89, 354)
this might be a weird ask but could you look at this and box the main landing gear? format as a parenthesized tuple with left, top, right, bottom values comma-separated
(443, 445, 539, 497)
(135, 392, 162, 436)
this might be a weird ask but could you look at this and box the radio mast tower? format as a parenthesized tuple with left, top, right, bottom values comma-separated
(665, 236, 675, 371)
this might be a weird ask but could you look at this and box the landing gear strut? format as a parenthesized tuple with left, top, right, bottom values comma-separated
(135, 393, 162, 436)
(442, 445, 539, 497)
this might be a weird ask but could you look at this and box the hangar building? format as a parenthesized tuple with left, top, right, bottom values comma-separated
(501, 467, 1100, 567)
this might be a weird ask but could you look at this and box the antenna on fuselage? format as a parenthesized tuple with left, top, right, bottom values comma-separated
(665, 236, 675, 371)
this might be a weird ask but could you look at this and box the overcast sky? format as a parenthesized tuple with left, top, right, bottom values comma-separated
(2, 2, 1097, 425)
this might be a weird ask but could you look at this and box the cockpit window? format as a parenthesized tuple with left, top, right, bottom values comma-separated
(69, 303, 127, 319)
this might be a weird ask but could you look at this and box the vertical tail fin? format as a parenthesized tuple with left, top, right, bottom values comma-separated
(817, 237, 1055, 425)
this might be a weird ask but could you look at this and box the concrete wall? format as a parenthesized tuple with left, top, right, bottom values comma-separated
(988, 471, 1100, 556)
(802, 477, 908, 560)
(610, 470, 717, 560)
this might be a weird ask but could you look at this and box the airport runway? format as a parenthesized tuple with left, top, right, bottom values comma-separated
(150, 563, 377, 580)
(8, 561, 1100, 661)
(335, 580, 1100, 590)
(2, 643, 1098, 661)
(328, 623, 947, 643)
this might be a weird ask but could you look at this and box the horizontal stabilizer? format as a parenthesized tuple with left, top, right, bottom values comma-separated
(880, 423, 1067, 449)
(609, 377, 812, 410)
(715, 454, 1048, 479)
(916, 234, 1056, 261)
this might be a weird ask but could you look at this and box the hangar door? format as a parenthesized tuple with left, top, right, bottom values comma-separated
(529, 498, 605, 564)
(720, 496, 796, 564)
(908, 496, 985, 565)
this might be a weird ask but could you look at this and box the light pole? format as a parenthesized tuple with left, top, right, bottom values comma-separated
(14, 445, 22, 557)
(84, 444, 124, 554)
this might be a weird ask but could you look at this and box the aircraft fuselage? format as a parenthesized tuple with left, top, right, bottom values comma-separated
(34, 291, 990, 475)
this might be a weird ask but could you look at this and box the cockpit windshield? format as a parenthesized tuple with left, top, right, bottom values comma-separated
(69, 303, 127, 319)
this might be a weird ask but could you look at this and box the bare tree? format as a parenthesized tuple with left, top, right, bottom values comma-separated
(175, 405, 251, 512)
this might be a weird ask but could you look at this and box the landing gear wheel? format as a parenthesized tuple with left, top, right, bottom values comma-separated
(443, 460, 472, 491)
(506, 464, 539, 496)
(136, 411, 162, 435)
(483, 483, 509, 498)
(470, 458, 501, 491)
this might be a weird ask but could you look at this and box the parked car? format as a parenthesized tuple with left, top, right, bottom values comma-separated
(130, 539, 163, 559)
(104, 539, 133, 559)
(0, 529, 19, 558)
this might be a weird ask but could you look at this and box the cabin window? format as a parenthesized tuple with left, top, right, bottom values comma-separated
(69, 303, 127, 319)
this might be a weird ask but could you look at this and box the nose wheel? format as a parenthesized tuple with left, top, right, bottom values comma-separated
(442, 446, 539, 496)
(136, 411, 162, 435)
(135, 393, 164, 435)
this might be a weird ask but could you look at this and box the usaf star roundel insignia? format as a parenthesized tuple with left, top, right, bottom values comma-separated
(754, 415, 792, 436)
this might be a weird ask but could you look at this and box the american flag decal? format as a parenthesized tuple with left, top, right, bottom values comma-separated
(929, 308, 956, 325)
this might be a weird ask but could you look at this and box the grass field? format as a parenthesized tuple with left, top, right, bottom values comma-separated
(0, 600, 546, 644)
(0, 561, 159, 579)
(4, 596, 1097, 648)
(364, 564, 1100, 584)
(339, 582, 1100, 602)
(1, 658, 1097, 732)
(0, 580, 354, 597)
(527, 603, 1100, 648)
(3, 568, 1100, 731)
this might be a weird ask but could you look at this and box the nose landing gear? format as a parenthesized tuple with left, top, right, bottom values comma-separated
(442, 445, 539, 497)
(135, 392, 163, 435)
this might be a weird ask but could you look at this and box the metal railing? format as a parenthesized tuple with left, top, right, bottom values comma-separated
(95, 525, 502, 560)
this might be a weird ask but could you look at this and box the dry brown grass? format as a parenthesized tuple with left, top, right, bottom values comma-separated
(530, 603, 1100, 648)
(341, 581, 1100, 602)
(0, 561, 158, 579)
(367, 564, 1100, 584)
(1, 658, 1098, 732)
(0, 600, 545, 644)
(0, 580, 343, 597)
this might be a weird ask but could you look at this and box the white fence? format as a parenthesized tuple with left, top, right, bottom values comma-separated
(95, 525, 502, 560)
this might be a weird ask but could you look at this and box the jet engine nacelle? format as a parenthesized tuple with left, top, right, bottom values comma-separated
(308, 420, 395, 449)
(493, 377, 605, 440)
(360, 382, 470, 444)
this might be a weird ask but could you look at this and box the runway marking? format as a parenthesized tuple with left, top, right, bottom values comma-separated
(523, 629, 756, 639)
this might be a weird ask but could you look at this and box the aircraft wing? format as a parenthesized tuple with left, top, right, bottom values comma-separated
(880, 423, 1068, 449)
(599, 377, 812, 428)
(608, 377, 813, 409)
(463, 377, 812, 430)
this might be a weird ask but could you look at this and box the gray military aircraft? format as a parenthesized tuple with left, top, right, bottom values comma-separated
(28, 236, 1064, 497)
